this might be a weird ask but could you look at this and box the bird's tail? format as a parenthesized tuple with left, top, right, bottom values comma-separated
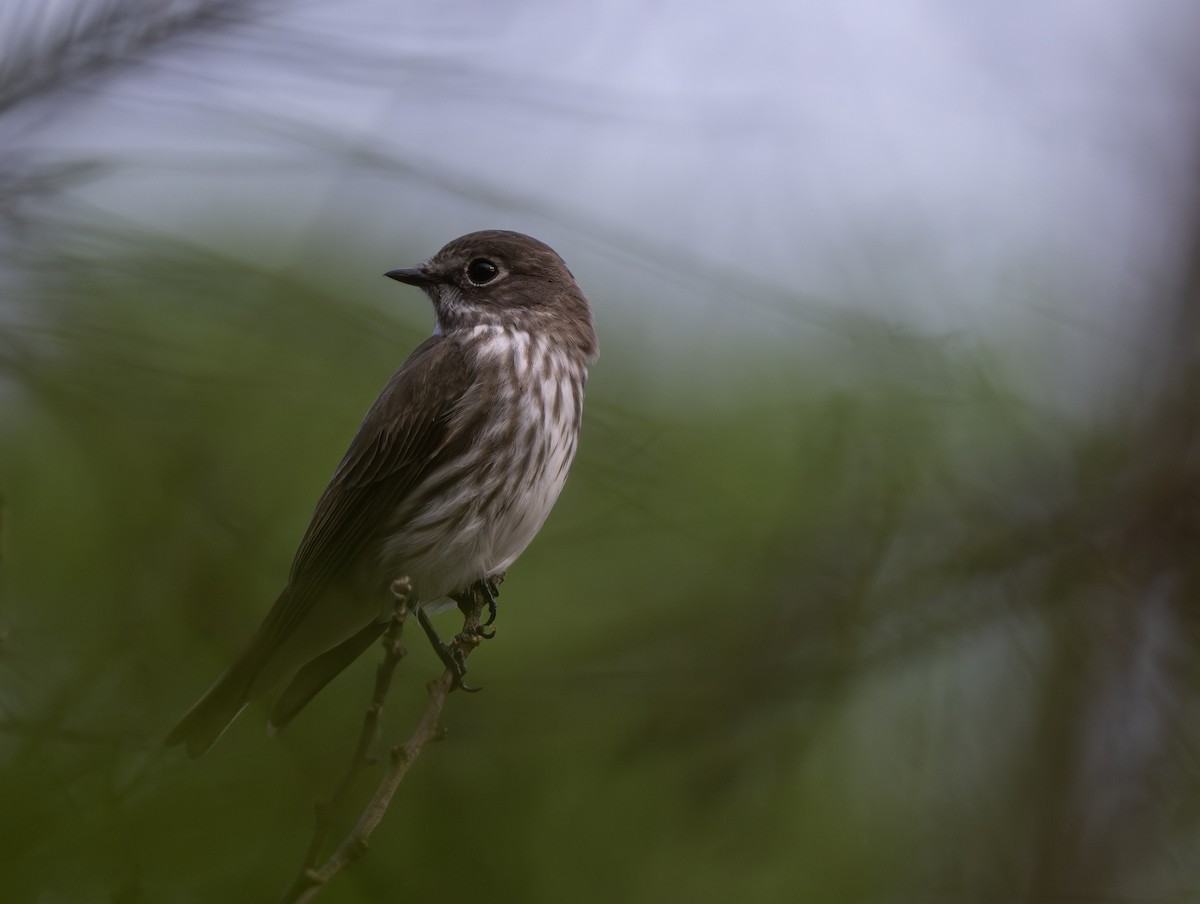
(166, 580, 311, 757)
(164, 656, 257, 758)
(165, 581, 375, 757)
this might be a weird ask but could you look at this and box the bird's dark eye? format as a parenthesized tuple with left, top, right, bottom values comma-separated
(465, 258, 500, 286)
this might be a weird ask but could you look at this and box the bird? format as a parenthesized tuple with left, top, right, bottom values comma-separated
(166, 230, 598, 758)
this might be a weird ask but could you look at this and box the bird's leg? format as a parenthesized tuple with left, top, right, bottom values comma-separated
(416, 606, 476, 692)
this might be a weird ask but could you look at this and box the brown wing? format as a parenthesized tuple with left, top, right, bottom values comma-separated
(257, 334, 477, 646)
(166, 335, 483, 756)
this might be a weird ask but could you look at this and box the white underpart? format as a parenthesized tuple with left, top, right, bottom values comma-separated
(378, 324, 585, 610)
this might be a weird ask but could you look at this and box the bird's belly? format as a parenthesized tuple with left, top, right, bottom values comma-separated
(376, 469, 568, 605)
(375, 386, 578, 606)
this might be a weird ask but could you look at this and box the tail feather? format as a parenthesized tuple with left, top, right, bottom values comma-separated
(166, 581, 383, 757)
(166, 583, 304, 758)
(268, 620, 385, 736)
(164, 661, 255, 758)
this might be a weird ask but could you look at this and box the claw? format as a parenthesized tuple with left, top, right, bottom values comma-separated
(431, 577, 505, 691)
(452, 578, 500, 630)
(480, 578, 500, 627)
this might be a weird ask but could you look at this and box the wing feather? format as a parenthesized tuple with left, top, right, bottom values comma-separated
(258, 335, 475, 646)
(164, 337, 476, 756)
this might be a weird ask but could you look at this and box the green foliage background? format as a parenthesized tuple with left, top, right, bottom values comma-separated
(2, 229, 1198, 903)
(2, 3, 1200, 900)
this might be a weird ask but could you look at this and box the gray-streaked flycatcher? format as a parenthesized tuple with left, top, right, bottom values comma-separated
(166, 230, 598, 757)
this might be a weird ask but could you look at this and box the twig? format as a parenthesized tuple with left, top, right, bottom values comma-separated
(280, 577, 412, 899)
(280, 579, 488, 904)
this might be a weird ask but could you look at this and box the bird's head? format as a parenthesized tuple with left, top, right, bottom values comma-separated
(387, 230, 598, 362)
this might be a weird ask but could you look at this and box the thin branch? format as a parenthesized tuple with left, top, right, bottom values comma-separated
(280, 579, 489, 904)
(281, 576, 412, 894)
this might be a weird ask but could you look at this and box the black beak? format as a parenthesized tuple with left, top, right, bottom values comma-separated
(385, 267, 433, 287)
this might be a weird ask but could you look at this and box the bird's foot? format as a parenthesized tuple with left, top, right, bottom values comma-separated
(481, 573, 504, 627)
(434, 576, 505, 691)
(452, 574, 503, 637)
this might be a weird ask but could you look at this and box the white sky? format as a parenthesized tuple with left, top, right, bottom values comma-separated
(5, 0, 1199, 407)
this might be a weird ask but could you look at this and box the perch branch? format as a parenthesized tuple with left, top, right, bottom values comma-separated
(280, 578, 489, 904)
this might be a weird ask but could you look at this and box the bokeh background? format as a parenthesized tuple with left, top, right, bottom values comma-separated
(3, 2, 1200, 902)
